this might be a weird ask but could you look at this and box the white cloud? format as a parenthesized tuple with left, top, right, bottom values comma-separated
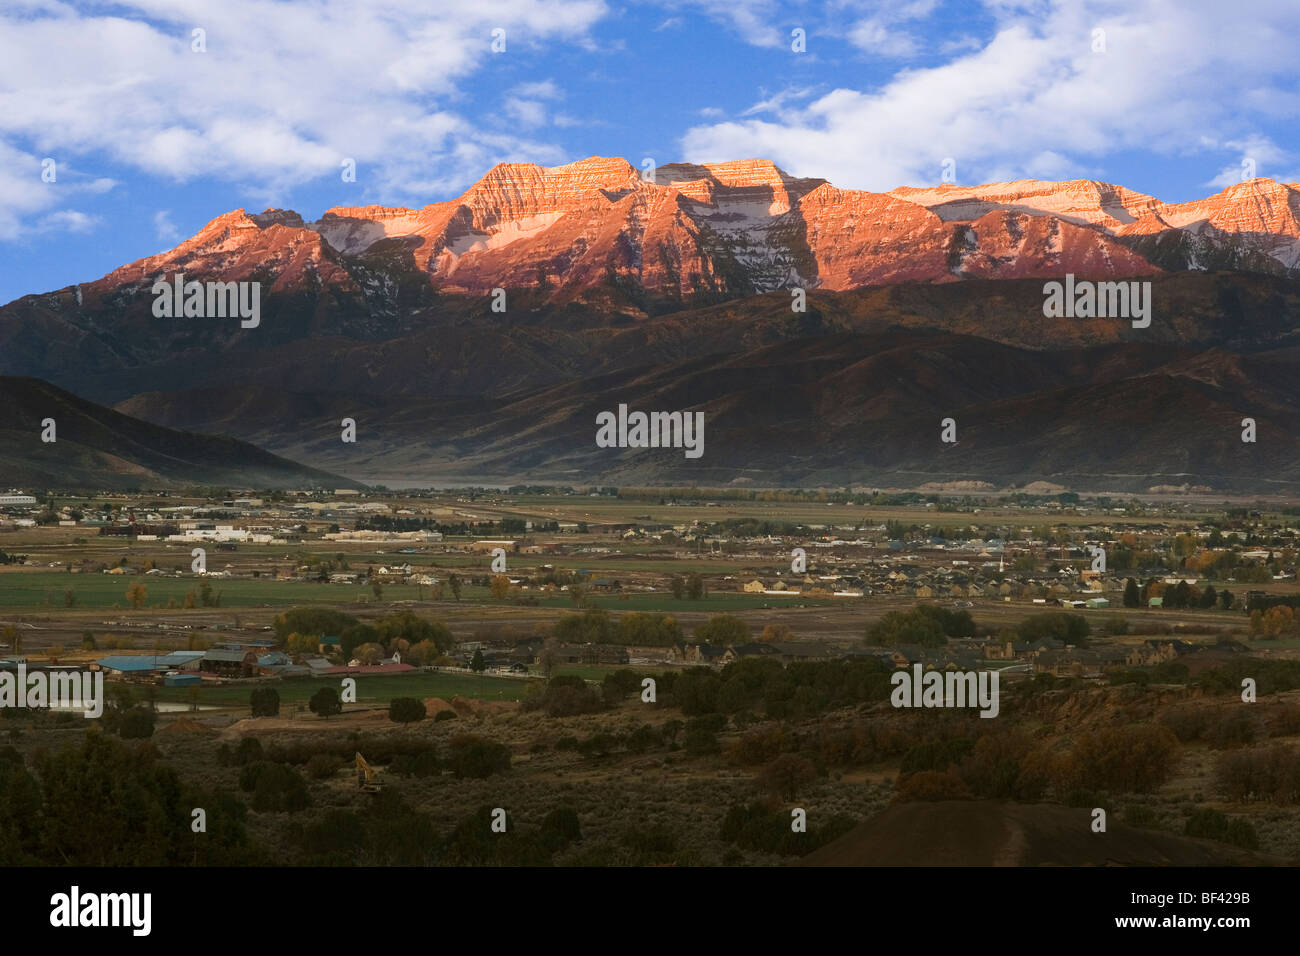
(35, 209, 98, 234)
(153, 209, 181, 243)
(0, 142, 115, 239)
(742, 86, 819, 116)
(681, 0, 1300, 193)
(0, 0, 609, 235)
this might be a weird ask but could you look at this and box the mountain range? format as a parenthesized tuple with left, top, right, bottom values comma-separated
(4, 158, 1300, 491)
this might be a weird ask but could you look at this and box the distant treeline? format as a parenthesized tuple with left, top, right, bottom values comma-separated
(355, 516, 558, 535)
(1245, 592, 1300, 612)
(97, 523, 179, 537)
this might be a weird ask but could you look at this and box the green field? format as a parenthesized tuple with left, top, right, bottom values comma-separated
(0, 571, 834, 614)
(0, 572, 383, 609)
(142, 670, 532, 708)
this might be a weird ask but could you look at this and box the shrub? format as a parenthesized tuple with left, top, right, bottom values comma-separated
(447, 734, 510, 779)
(577, 734, 618, 759)
(249, 688, 280, 718)
(238, 761, 310, 812)
(1206, 709, 1261, 749)
(388, 698, 427, 723)
(1158, 705, 1208, 742)
(389, 751, 441, 778)
(1124, 804, 1161, 829)
(235, 737, 264, 766)
(899, 738, 975, 776)
(434, 709, 457, 722)
(305, 754, 344, 780)
(683, 725, 720, 756)
(1062, 724, 1178, 794)
(116, 706, 155, 740)
(731, 726, 791, 766)
(539, 808, 582, 852)
(893, 769, 971, 802)
(1184, 808, 1259, 850)
(757, 754, 817, 800)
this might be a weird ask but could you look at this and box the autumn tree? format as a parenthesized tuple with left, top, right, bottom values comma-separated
(695, 614, 750, 646)
(757, 754, 818, 800)
(537, 637, 559, 679)
(126, 582, 147, 609)
(353, 642, 384, 664)
(489, 574, 511, 600)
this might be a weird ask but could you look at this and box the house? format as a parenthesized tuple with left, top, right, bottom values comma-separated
(1125, 640, 1192, 667)
(682, 643, 726, 666)
(319, 635, 341, 655)
(721, 643, 780, 664)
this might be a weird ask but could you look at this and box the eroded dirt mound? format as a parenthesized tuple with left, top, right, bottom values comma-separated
(797, 800, 1287, 866)
(159, 716, 217, 735)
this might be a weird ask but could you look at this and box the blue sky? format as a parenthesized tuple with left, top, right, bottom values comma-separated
(2, 0, 1299, 304)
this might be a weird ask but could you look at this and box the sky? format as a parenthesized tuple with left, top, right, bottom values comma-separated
(1, 0, 1299, 303)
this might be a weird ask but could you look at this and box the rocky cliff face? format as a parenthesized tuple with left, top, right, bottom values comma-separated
(49, 159, 1300, 314)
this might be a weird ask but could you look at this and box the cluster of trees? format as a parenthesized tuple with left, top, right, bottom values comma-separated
(864, 605, 975, 647)
(664, 657, 895, 721)
(1214, 744, 1300, 804)
(1016, 611, 1090, 645)
(668, 573, 707, 600)
(522, 675, 608, 717)
(891, 723, 1179, 806)
(0, 736, 251, 865)
(551, 609, 683, 646)
(1249, 605, 1300, 638)
(274, 607, 455, 663)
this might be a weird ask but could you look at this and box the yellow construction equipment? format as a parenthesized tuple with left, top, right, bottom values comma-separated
(355, 752, 383, 793)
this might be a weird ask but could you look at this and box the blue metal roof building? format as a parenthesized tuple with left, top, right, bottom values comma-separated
(94, 656, 165, 674)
